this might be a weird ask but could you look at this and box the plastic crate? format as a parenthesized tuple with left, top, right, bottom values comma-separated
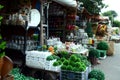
(60, 68, 88, 80)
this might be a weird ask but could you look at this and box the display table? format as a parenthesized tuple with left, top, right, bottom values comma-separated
(25, 49, 89, 79)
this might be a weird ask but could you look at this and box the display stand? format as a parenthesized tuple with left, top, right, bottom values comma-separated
(0, 21, 40, 68)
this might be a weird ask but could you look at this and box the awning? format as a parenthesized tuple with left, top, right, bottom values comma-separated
(53, 0, 77, 7)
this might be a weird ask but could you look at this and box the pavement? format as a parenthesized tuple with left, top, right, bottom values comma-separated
(93, 43, 120, 80)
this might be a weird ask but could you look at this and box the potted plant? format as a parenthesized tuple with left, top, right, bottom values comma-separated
(60, 54, 87, 80)
(89, 78, 97, 80)
(88, 49, 100, 65)
(42, 44, 47, 51)
(0, 4, 5, 72)
(97, 41, 109, 59)
(88, 69, 105, 80)
(0, 35, 6, 73)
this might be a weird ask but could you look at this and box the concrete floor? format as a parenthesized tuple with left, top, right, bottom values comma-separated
(93, 43, 120, 80)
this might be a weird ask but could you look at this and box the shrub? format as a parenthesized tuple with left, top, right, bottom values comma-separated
(89, 49, 100, 58)
(97, 41, 108, 50)
(88, 69, 105, 80)
(89, 78, 97, 80)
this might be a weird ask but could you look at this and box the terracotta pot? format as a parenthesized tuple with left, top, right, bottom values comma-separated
(0, 57, 4, 75)
(1, 56, 13, 79)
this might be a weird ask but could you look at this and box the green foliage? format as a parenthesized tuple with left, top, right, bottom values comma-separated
(102, 10, 118, 18)
(63, 60, 69, 66)
(60, 57, 66, 62)
(85, 22, 93, 37)
(78, 0, 106, 14)
(61, 65, 67, 70)
(72, 67, 79, 72)
(46, 55, 54, 61)
(54, 46, 58, 53)
(57, 60, 62, 65)
(10, 68, 39, 80)
(46, 55, 60, 61)
(69, 60, 75, 67)
(97, 41, 108, 50)
(53, 61, 59, 66)
(59, 50, 69, 59)
(52, 55, 60, 60)
(113, 20, 120, 27)
(60, 54, 90, 72)
(69, 55, 77, 62)
(0, 36, 6, 58)
(89, 49, 100, 58)
(66, 65, 73, 71)
(0, 5, 4, 23)
(0, 5, 4, 9)
(75, 62, 81, 67)
(89, 78, 97, 80)
(88, 69, 105, 80)
(82, 59, 91, 66)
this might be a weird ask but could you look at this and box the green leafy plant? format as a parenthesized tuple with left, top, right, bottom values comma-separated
(59, 50, 69, 59)
(88, 69, 105, 80)
(60, 57, 66, 62)
(61, 65, 67, 70)
(46, 55, 60, 61)
(53, 61, 59, 66)
(89, 78, 97, 80)
(69, 55, 77, 62)
(89, 49, 100, 58)
(63, 60, 69, 66)
(60, 54, 87, 72)
(66, 65, 73, 71)
(0, 5, 6, 58)
(10, 68, 39, 80)
(0, 36, 6, 58)
(97, 41, 109, 50)
(0, 5, 4, 21)
(46, 55, 54, 61)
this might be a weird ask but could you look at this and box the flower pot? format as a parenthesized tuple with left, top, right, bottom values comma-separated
(0, 57, 4, 74)
(89, 57, 97, 65)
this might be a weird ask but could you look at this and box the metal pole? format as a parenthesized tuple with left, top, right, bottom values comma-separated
(40, 0, 44, 45)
